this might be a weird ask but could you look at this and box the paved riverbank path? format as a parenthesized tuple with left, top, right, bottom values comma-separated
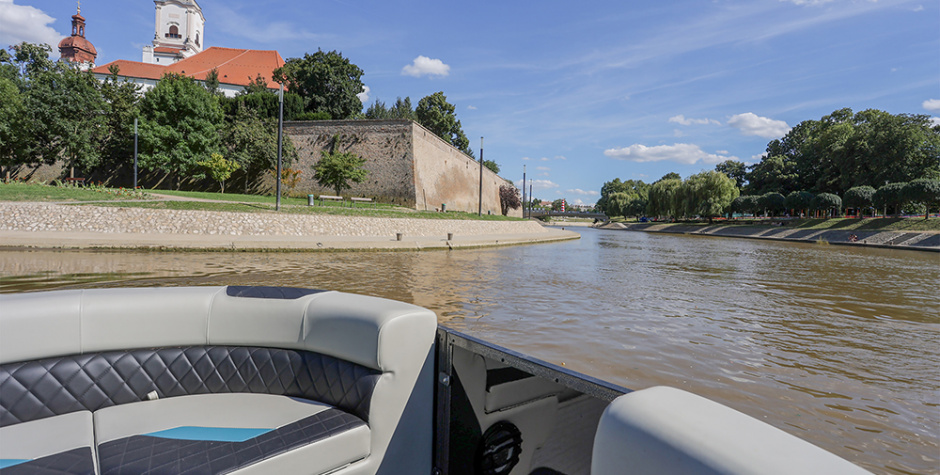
(0, 202, 578, 251)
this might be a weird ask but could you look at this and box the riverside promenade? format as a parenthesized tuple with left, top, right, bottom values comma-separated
(0, 202, 578, 251)
(597, 222, 940, 251)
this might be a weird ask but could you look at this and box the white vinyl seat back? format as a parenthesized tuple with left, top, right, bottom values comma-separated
(591, 386, 872, 475)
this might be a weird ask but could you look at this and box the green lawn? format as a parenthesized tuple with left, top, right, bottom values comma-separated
(0, 182, 148, 202)
(2, 182, 521, 221)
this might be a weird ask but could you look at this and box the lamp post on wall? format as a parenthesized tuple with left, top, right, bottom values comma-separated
(478, 137, 484, 216)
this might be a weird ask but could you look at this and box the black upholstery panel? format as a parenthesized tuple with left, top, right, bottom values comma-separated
(0, 447, 95, 475)
(96, 408, 365, 475)
(225, 286, 327, 299)
(0, 347, 380, 427)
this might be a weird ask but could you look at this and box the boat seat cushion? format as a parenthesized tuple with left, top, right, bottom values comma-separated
(95, 393, 370, 475)
(0, 346, 380, 427)
(0, 411, 96, 474)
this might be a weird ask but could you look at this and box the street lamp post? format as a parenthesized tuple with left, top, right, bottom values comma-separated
(133, 117, 138, 190)
(276, 83, 284, 211)
(522, 165, 526, 219)
(478, 137, 484, 216)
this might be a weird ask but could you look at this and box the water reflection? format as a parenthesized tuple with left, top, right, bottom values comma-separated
(1, 229, 937, 474)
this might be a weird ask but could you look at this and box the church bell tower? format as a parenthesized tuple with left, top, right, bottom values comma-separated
(142, 0, 205, 64)
(58, 3, 97, 70)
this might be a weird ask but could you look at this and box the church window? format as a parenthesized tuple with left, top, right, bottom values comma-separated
(166, 25, 180, 39)
(195, 32, 200, 46)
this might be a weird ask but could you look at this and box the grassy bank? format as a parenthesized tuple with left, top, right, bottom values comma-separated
(0, 182, 521, 221)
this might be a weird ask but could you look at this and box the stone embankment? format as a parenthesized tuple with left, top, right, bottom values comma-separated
(596, 222, 939, 251)
(0, 202, 577, 251)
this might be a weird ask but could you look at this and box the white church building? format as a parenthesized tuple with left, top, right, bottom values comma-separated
(141, 0, 206, 65)
(90, 0, 284, 98)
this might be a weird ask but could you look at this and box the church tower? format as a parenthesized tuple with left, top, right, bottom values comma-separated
(58, 3, 97, 70)
(142, 0, 205, 64)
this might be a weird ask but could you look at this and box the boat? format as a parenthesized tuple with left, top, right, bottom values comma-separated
(0, 286, 871, 474)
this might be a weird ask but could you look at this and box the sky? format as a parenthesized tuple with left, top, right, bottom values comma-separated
(2, 0, 938, 206)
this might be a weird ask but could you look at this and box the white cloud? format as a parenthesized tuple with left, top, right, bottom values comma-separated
(668, 114, 721, 126)
(673, 129, 685, 137)
(515, 179, 559, 190)
(604, 143, 736, 165)
(748, 153, 767, 164)
(357, 85, 370, 104)
(540, 157, 551, 161)
(521, 157, 532, 161)
(467, 105, 477, 110)
(930, 117, 940, 128)
(402, 56, 450, 77)
(0, 0, 62, 47)
(727, 113, 791, 138)
(566, 189, 599, 196)
(536, 166, 550, 171)
(716, 150, 730, 155)
(923, 99, 940, 113)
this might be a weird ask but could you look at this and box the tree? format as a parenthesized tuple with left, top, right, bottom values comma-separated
(220, 107, 299, 193)
(499, 185, 521, 215)
(812, 193, 842, 218)
(0, 77, 26, 173)
(843, 186, 876, 216)
(683, 171, 739, 222)
(220, 90, 305, 121)
(657, 172, 681, 182)
(364, 97, 417, 121)
(874, 183, 906, 217)
(273, 49, 364, 119)
(313, 150, 368, 196)
(204, 68, 221, 96)
(597, 178, 649, 216)
(902, 179, 940, 219)
(648, 178, 682, 219)
(138, 73, 223, 189)
(784, 191, 814, 217)
(758, 192, 786, 217)
(744, 155, 799, 195)
(415, 91, 473, 157)
(198, 153, 240, 193)
(96, 65, 142, 183)
(715, 160, 747, 189)
(483, 160, 500, 174)
(731, 195, 760, 217)
(551, 199, 565, 211)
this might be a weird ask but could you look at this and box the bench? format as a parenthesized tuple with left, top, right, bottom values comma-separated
(310, 194, 345, 207)
(351, 197, 375, 207)
(0, 286, 437, 475)
(64, 177, 86, 186)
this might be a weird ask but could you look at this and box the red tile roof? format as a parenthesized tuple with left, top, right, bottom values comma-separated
(153, 46, 183, 54)
(92, 47, 285, 88)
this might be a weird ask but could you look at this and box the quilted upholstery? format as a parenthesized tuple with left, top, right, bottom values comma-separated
(96, 408, 365, 475)
(0, 447, 95, 475)
(0, 346, 381, 427)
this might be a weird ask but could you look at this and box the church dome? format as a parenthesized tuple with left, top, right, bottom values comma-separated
(58, 35, 97, 56)
(58, 8, 97, 66)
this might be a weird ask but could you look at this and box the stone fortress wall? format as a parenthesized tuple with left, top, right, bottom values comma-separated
(284, 120, 518, 217)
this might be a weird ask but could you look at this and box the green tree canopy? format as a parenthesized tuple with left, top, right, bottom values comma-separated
(715, 160, 747, 189)
(874, 183, 906, 217)
(682, 171, 739, 222)
(731, 195, 760, 216)
(220, 107, 298, 193)
(138, 73, 223, 189)
(313, 150, 368, 196)
(758, 192, 786, 216)
(748, 108, 940, 196)
(784, 191, 815, 216)
(812, 193, 842, 217)
(96, 65, 142, 181)
(364, 97, 417, 121)
(274, 49, 364, 120)
(843, 186, 876, 214)
(902, 179, 940, 219)
(648, 178, 682, 219)
(415, 91, 473, 157)
(198, 153, 240, 193)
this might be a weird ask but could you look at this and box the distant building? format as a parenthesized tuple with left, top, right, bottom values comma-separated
(91, 0, 283, 97)
(142, 0, 205, 65)
(57, 5, 97, 70)
(93, 47, 284, 98)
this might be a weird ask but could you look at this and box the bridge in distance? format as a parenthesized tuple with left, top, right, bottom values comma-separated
(526, 210, 608, 220)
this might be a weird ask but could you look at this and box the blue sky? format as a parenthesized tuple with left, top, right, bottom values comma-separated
(2, 0, 938, 205)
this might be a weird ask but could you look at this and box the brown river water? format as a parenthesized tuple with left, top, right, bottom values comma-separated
(1, 227, 937, 474)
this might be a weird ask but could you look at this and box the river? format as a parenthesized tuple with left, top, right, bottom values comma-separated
(1, 227, 937, 474)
